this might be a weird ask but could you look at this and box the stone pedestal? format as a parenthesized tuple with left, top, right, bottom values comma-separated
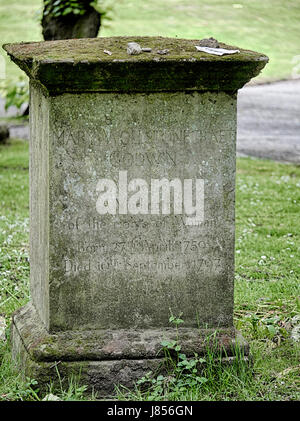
(4, 37, 268, 396)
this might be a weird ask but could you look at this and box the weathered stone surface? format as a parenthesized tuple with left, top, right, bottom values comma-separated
(3, 37, 268, 94)
(12, 322, 166, 397)
(12, 303, 249, 362)
(29, 84, 237, 332)
(3, 37, 268, 395)
(11, 303, 249, 397)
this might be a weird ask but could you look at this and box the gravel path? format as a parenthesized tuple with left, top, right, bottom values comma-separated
(237, 79, 300, 164)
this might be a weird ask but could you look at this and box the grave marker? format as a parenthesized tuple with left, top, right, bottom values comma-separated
(3, 37, 268, 395)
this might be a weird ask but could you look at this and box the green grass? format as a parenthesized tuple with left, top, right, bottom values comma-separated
(0, 139, 299, 400)
(0, 0, 300, 82)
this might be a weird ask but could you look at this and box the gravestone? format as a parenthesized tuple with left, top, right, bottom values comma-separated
(3, 37, 268, 396)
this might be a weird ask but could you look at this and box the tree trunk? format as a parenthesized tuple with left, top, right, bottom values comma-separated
(42, 0, 101, 41)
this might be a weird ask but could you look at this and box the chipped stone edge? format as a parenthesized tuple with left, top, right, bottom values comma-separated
(12, 333, 250, 398)
(11, 302, 250, 397)
(3, 40, 269, 94)
(12, 302, 249, 362)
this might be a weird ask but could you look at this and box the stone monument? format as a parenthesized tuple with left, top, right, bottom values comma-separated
(3, 37, 268, 396)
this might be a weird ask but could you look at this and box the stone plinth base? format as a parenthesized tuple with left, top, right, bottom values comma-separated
(12, 303, 249, 397)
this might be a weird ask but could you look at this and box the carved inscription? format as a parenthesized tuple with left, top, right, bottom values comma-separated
(52, 123, 233, 279)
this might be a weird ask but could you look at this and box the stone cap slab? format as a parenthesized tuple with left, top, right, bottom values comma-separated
(3, 37, 268, 94)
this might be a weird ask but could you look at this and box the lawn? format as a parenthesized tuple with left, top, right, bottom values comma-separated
(0, 139, 299, 400)
(0, 0, 300, 82)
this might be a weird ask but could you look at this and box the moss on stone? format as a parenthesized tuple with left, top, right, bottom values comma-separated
(12, 304, 249, 397)
(3, 37, 268, 94)
(13, 303, 249, 364)
(3, 36, 267, 63)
